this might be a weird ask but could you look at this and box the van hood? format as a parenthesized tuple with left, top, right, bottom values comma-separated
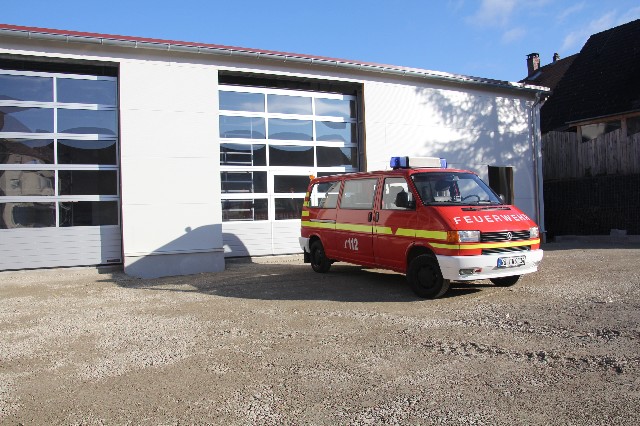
(435, 205, 536, 231)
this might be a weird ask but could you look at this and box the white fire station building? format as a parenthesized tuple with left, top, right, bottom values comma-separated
(0, 24, 549, 278)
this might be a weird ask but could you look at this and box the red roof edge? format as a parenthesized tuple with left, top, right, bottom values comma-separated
(0, 23, 551, 93)
(0, 23, 391, 68)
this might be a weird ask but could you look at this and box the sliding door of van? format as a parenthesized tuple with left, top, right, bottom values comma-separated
(374, 177, 417, 272)
(334, 178, 378, 266)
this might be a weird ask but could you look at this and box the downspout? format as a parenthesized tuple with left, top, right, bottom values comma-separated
(531, 92, 547, 242)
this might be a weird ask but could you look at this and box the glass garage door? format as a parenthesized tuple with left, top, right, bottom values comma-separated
(219, 85, 358, 256)
(0, 69, 121, 270)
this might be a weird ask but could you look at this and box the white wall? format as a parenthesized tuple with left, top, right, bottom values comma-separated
(363, 80, 538, 221)
(119, 60, 225, 276)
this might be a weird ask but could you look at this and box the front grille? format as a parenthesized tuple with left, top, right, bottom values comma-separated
(481, 230, 530, 242)
(482, 246, 531, 255)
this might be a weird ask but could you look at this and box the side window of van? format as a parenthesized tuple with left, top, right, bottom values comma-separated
(382, 177, 413, 210)
(310, 181, 341, 208)
(340, 178, 377, 209)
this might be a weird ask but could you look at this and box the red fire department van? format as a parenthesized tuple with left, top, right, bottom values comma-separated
(299, 156, 543, 298)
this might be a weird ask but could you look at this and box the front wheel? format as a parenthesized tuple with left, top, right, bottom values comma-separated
(310, 240, 331, 273)
(489, 275, 520, 287)
(407, 255, 450, 299)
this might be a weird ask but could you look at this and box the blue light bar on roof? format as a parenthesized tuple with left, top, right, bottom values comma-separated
(390, 156, 446, 169)
(390, 156, 409, 169)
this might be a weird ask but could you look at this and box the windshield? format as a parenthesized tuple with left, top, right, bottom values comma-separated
(411, 172, 502, 206)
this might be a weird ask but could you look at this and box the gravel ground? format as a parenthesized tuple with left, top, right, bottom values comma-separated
(1, 241, 639, 425)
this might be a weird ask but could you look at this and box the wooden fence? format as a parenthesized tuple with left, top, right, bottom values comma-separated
(542, 130, 640, 180)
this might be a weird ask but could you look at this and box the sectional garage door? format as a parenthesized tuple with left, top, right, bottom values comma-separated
(0, 67, 121, 270)
(218, 81, 361, 256)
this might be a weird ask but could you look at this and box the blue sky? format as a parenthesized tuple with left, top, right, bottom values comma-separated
(4, 0, 640, 82)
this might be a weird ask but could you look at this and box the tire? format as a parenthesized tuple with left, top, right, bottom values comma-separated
(310, 240, 331, 273)
(490, 275, 520, 287)
(407, 255, 450, 299)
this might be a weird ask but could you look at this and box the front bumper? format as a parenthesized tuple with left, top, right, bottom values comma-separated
(299, 237, 311, 263)
(437, 249, 544, 281)
(299, 237, 310, 253)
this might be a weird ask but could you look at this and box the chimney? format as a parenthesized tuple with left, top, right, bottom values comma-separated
(526, 53, 540, 76)
(553, 52, 560, 62)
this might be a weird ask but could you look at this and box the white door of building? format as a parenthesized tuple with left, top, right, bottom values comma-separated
(218, 84, 359, 257)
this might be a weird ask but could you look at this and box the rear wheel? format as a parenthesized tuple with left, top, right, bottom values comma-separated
(490, 275, 520, 287)
(310, 240, 331, 273)
(407, 255, 450, 299)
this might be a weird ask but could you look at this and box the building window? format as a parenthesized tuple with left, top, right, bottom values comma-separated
(219, 85, 358, 221)
(0, 70, 119, 229)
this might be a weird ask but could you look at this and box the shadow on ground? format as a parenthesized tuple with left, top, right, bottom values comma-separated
(110, 261, 485, 303)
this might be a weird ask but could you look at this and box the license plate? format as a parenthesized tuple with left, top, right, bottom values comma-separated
(497, 255, 526, 268)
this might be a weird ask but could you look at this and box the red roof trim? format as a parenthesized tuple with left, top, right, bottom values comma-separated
(0, 23, 550, 93)
(0, 23, 394, 68)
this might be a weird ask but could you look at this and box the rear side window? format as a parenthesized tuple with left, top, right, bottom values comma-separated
(309, 181, 341, 208)
(340, 178, 377, 209)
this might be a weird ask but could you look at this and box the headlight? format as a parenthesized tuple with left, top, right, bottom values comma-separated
(529, 226, 539, 239)
(458, 230, 481, 242)
(448, 230, 480, 243)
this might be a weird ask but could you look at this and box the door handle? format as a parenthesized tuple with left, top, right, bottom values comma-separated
(375, 211, 379, 222)
(367, 211, 373, 222)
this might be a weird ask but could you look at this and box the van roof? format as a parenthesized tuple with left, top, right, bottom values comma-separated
(313, 167, 473, 181)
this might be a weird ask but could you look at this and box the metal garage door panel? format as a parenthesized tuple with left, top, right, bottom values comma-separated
(0, 226, 121, 270)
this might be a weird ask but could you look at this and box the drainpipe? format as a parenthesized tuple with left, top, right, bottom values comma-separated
(531, 92, 547, 242)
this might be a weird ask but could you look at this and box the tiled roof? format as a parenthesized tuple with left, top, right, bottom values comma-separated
(520, 54, 577, 91)
(541, 19, 640, 132)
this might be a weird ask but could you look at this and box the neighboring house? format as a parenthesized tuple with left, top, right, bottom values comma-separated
(522, 19, 640, 237)
(0, 24, 549, 277)
(521, 52, 577, 93)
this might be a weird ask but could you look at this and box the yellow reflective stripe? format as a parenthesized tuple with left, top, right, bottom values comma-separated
(301, 211, 309, 217)
(301, 220, 336, 229)
(431, 239, 540, 250)
(335, 223, 373, 233)
(303, 201, 310, 207)
(415, 230, 447, 240)
(395, 228, 415, 237)
(374, 226, 393, 235)
(303, 221, 371, 233)
(395, 228, 447, 240)
(301, 220, 540, 249)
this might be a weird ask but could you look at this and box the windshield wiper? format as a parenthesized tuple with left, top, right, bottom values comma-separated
(462, 205, 511, 211)
(471, 200, 501, 205)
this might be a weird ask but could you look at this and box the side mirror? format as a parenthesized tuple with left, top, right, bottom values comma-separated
(395, 191, 415, 209)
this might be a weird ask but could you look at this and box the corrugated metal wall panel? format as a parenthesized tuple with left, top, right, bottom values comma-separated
(0, 226, 122, 270)
(222, 222, 273, 257)
(272, 221, 303, 255)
